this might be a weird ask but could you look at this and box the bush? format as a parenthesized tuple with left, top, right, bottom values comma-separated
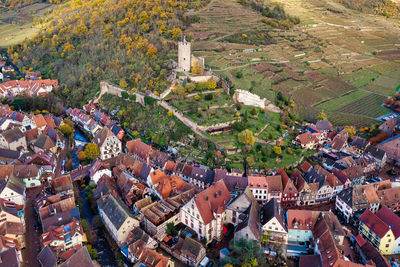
(204, 94, 213, 101)
(129, 94, 136, 101)
(235, 71, 243, 79)
(121, 91, 129, 99)
(144, 96, 156, 106)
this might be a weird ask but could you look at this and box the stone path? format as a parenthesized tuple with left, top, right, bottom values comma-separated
(160, 80, 176, 99)
(255, 122, 270, 136)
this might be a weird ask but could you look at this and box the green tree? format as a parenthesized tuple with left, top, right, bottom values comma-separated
(89, 248, 98, 260)
(84, 143, 100, 160)
(222, 238, 263, 267)
(144, 96, 156, 106)
(165, 222, 178, 236)
(121, 91, 129, 99)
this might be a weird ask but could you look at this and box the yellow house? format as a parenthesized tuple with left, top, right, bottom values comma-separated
(359, 208, 395, 255)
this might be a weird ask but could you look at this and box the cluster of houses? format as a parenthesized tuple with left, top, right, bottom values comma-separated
(0, 65, 57, 97)
(33, 174, 96, 266)
(81, 113, 400, 266)
(294, 119, 400, 166)
(67, 104, 124, 141)
(0, 79, 58, 98)
(0, 104, 65, 155)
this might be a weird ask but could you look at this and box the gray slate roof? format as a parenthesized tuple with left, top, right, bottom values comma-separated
(260, 198, 287, 231)
(98, 195, 132, 230)
(37, 245, 57, 267)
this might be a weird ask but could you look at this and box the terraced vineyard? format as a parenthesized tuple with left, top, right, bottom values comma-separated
(337, 93, 387, 118)
(188, 0, 400, 126)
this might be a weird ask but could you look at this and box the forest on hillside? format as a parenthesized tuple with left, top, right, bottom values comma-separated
(8, 0, 206, 106)
(337, 0, 400, 17)
(237, 0, 300, 29)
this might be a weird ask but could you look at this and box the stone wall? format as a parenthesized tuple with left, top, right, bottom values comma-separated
(98, 81, 145, 106)
(233, 89, 281, 113)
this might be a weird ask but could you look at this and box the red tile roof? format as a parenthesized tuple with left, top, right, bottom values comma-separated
(359, 209, 390, 238)
(287, 210, 320, 231)
(33, 114, 47, 128)
(248, 175, 268, 189)
(195, 180, 231, 225)
(126, 138, 152, 160)
(300, 161, 313, 173)
(376, 206, 400, 239)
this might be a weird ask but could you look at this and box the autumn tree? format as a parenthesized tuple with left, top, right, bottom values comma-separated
(171, 27, 183, 40)
(345, 126, 356, 137)
(172, 84, 186, 97)
(84, 143, 100, 160)
(119, 79, 128, 88)
(317, 110, 328, 120)
(78, 151, 87, 162)
(59, 123, 74, 137)
(273, 146, 282, 155)
(206, 78, 217, 90)
(238, 129, 255, 147)
(185, 82, 196, 92)
(191, 60, 204, 75)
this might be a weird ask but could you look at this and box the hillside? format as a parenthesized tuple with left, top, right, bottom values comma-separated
(337, 0, 400, 17)
(187, 0, 400, 127)
(9, 0, 205, 106)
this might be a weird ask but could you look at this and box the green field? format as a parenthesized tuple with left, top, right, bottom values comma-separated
(0, 3, 53, 48)
(342, 69, 380, 87)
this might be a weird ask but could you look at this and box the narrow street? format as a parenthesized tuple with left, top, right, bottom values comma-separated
(54, 149, 66, 177)
(78, 188, 118, 267)
(23, 186, 43, 267)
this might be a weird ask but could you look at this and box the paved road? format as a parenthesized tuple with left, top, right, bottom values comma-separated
(23, 186, 43, 267)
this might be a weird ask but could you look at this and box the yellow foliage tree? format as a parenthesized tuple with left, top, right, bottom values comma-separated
(191, 60, 204, 75)
(119, 79, 128, 88)
(84, 143, 100, 160)
(146, 44, 158, 58)
(238, 129, 255, 147)
(171, 27, 182, 40)
(273, 146, 282, 155)
(167, 110, 174, 116)
(206, 78, 217, 90)
(345, 126, 356, 137)
(317, 110, 328, 121)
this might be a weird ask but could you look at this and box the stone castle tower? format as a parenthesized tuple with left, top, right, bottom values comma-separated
(178, 37, 191, 72)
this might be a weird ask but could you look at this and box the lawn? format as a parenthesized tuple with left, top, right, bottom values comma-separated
(0, 3, 53, 48)
(0, 22, 39, 48)
(170, 90, 234, 111)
